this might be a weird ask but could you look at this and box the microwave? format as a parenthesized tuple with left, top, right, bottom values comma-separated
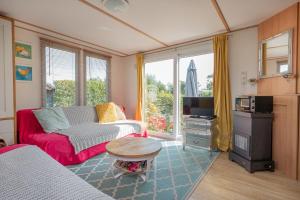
(235, 96, 273, 113)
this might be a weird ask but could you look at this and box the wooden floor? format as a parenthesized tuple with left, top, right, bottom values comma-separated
(189, 153, 300, 200)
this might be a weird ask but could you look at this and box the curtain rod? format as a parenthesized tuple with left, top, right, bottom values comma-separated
(143, 24, 257, 56)
(144, 34, 232, 56)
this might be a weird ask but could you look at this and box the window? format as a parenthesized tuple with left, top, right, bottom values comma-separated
(277, 60, 288, 73)
(179, 54, 214, 97)
(42, 40, 79, 107)
(84, 52, 110, 105)
(41, 40, 110, 107)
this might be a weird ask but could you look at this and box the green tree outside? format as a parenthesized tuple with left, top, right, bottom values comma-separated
(86, 79, 107, 105)
(50, 79, 107, 107)
(53, 80, 75, 107)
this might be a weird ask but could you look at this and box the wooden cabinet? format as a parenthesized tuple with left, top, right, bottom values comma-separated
(0, 16, 15, 145)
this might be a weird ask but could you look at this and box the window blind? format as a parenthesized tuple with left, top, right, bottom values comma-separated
(41, 39, 80, 107)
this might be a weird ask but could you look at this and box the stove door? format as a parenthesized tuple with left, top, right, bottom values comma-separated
(233, 131, 251, 160)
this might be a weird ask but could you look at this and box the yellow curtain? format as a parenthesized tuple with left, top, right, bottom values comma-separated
(212, 34, 232, 151)
(135, 53, 144, 121)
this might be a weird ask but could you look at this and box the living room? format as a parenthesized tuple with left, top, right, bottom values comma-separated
(0, 0, 300, 200)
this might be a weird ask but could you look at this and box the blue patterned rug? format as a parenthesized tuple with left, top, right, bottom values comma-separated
(67, 140, 219, 200)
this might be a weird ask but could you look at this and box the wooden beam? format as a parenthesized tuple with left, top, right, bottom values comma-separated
(211, 0, 231, 32)
(78, 0, 168, 47)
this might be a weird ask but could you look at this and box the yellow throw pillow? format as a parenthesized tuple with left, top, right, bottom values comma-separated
(96, 102, 118, 123)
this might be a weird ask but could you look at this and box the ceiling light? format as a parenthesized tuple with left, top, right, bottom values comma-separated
(101, 0, 129, 12)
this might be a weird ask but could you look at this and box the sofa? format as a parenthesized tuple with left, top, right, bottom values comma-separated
(0, 144, 114, 200)
(17, 106, 147, 165)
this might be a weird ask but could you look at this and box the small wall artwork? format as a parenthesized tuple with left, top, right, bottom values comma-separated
(15, 42, 32, 59)
(16, 65, 32, 81)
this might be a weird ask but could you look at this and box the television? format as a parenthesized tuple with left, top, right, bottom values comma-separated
(183, 97, 214, 117)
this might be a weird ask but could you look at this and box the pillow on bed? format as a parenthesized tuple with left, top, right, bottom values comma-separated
(33, 107, 70, 133)
(96, 102, 118, 123)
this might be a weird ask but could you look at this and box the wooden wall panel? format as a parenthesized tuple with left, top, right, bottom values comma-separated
(299, 104, 300, 180)
(272, 96, 298, 179)
(257, 3, 298, 95)
(258, 3, 300, 180)
(258, 76, 296, 95)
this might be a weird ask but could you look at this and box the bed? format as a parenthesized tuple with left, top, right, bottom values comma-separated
(0, 145, 114, 200)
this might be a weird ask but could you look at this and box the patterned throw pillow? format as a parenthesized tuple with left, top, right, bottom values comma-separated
(96, 102, 119, 123)
(115, 104, 126, 120)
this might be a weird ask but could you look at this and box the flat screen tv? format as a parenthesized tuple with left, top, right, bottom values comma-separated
(183, 97, 214, 117)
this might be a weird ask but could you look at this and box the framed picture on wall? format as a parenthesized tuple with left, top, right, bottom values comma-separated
(15, 42, 32, 59)
(16, 65, 32, 81)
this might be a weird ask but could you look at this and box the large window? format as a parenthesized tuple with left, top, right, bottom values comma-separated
(41, 40, 110, 107)
(143, 44, 214, 136)
(179, 54, 214, 134)
(84, 52, 110, 105)
(179, 54, 214, 97)
(42, 41, 78, 107)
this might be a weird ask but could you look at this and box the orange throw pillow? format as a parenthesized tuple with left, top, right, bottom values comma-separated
(96, 102, 118, 123)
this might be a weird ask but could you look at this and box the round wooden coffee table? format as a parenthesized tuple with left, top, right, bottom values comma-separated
(106, 137, 162, 182)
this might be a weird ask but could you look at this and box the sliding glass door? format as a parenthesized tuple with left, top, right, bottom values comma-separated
(178, 54, 214, 134)
(144, 52, 214, 137)
(144, 59, 175, 135)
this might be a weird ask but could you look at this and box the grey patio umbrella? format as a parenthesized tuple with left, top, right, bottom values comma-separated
(185, 59, 198, 97)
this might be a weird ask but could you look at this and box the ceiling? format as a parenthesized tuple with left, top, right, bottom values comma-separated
(0, 0, 297, 56)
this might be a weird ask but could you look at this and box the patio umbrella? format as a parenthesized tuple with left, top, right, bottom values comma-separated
(185, 59, 198, 97)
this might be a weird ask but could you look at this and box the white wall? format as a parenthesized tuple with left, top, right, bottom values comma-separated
(122, 27, 259, 117)
(229, 27, 258, 107)
(15, 27, 125, 110)
(15, 28, 41, 110)
(110, 55, 126, 106)
(122, 55, 137, 119)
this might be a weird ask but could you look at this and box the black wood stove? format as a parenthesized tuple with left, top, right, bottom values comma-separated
(229, 111, 274, 173)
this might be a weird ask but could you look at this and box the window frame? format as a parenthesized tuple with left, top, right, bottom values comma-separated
(83, 50, 111, 106)
(276, 60, 289, 74)
(41, 39, 80, 107)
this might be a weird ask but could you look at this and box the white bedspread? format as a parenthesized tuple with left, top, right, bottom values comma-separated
(57, 120, 143, 154)
(0, 146, 113, 200)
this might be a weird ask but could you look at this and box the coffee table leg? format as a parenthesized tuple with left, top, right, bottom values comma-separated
(145, 159, 152, 180)
(111, 160, 125, 179)
(114, 171, 125, 179)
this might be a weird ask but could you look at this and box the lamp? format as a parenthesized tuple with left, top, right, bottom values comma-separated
(101, 0, 129, 12)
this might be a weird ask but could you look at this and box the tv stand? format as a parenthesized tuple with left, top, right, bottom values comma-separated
(182, 117, 217, 152)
